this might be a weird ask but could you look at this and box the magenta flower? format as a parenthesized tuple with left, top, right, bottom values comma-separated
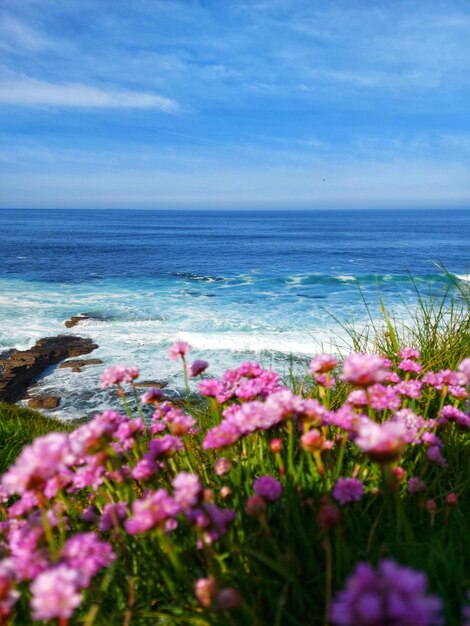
(100, 365, 139, 388)
(189, 359, 209, 377)
(253, 476, 282, 501)
(0, 561, 19, 620)
(399, 358, 423, 374)
(333, 478, 364, 504)
(125, 489, 179, 534)
(2, 432, 74, 495)
(399, 347, 421, 360)
(195, 577, 218, 608)
(214, 457, 232, 476)
(63, 533, 115, 586)
(99, 502, 129, 531)
(141, 388, 165, 404)
(355, 420, 407, 463)
(168, 341, 192, 360)
(407, 477, 426, 494)
(458, 358, 470, 385)
(309, 353, 338, 374)
(330, 559, 442, 626)
(147, 435, 184, 458)
(30, 565, 83, 620)
(172, 472, 202, 510)
(341, 353, 389, 387)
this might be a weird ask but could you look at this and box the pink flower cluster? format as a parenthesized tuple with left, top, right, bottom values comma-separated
(330, 559, 442, 626)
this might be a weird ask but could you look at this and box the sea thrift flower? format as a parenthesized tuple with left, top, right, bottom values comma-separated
(253, 476, 282, 501)
(399, 359, 422, 374)
(0, 561, 19, 620)
(270, 438, 283, 453)
(355, 420, 407, 463)
(395, 379, 423, 398)
(446, 492, 458, 506)
(30, 565, 83, 620)
(367, 384, 401, 411)
(141, 388, 165, 404)
(330, 560, 442, 626)
(172, 473, 202, 510)
(148, 435, 184, 458)
(317, 504, 341, 531)
(189, 359, 209, 377)
(215, 588, 243, 610)
(198, 379, 227, 400)
(408, 477, 426, 494)
(195, 577, 218, 608)
(341, 353, 389, 386)
(309, 353, 338, 374)
(399, 347, 421, 360)
(301, 429, 324, 452)
(333, 478, 364, 504)
(245, 495, 267, 517)
(2, 432, 74, 495)
(63, 533, 115, 585)
(100, 365, 139, 388)
(214, 457, 232, 476)
(125, 489, 179, 534)
(168, 341, 192, 360)
(458, 358, 470, 385)
(99, 502, 129, 531)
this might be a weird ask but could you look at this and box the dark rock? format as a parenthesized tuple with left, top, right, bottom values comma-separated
(64, 314, 91, 328)
(59, 358, 103, 370)
(134, 380, 168, 388)
(0, 335, 98, 403)
(28, 396, 60, 409)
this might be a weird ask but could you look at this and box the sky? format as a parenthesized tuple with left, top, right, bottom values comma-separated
(1, 0, 470, 209)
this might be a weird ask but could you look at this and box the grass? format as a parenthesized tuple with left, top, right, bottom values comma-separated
(0, 402, 75, 475)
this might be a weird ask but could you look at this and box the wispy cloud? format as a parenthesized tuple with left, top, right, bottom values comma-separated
(0, 78, 178, 111)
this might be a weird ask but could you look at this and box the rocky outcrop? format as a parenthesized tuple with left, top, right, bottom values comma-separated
(28, 396, 60, 409)
(59, 358, 103, 371)
(134, 380, 167, 388)
(0, 336, 98, 403)
(64, 314, 91, 328)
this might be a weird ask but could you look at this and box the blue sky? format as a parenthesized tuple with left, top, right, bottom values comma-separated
(1, 0, 470, 209)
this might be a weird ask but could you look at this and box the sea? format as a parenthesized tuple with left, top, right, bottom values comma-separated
(0, 208, 469, 420)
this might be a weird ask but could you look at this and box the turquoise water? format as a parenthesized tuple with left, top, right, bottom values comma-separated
(0, 209, 469, 419)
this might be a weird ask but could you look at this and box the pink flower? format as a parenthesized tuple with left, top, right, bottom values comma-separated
(195, 577, 218, 608)
(458, 358, 470, 385)
(309, 354, 338, 374)
(63, 533, 115, 586)
(395, 379, 423, 399)
(330, 559, 442, 626)
(30, 565, 83, 620)
(189, 359, 209, 377)
(333, 478, 364, 504)
(301, 429, 324, 452)
(172, 473, 202, 510)
(0, 561, 19, 620)
(141, 388, 165, 404)
(407, 477, 426, 494)
(147, 435, 184, 458)
(355, 420, 407, 462)
(2, 433, 74, 495)
(168, 341, 192, 360)
(399, 347, 421, 360)
(214, 457, 232, 476)
(341, 353, 389, 386)
(99, 502, 129, 531)
(245, 495, 267, 517)
(125, 489, 179, 535)
(253, 476, 282, 501)
(100, 365, 139, 388)
(399, 359, 422, 374)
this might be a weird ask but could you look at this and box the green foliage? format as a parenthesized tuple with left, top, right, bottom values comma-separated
(0, 402, 74, 474)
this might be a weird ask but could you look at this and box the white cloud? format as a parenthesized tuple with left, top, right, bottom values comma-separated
(0, 15, 50, 50)
(0, 78, 178, 111)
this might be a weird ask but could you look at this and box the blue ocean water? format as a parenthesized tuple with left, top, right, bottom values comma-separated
(0, 208, 469, 419)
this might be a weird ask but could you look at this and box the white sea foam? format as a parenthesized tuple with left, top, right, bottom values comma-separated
(336, 275, 356, 282)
